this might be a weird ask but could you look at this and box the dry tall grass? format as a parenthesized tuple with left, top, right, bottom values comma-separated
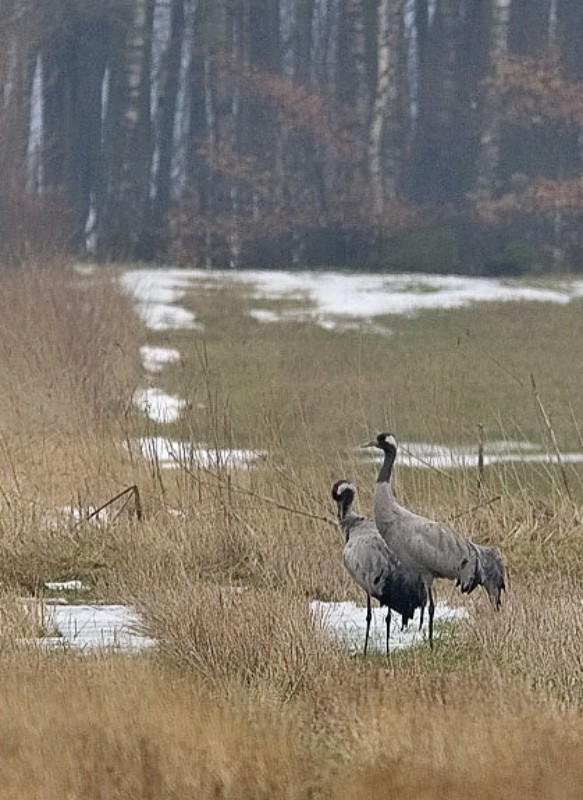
(0, 265, 142, 499)
(0, 655, 323, 799)
(0, 643, 581, 799)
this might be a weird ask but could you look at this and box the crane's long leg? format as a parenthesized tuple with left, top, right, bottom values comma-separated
(419, 604, 425, 631)
(364, 592, 372, 656)
(385, 607, 391, 655)
(428, 587, 435, 649)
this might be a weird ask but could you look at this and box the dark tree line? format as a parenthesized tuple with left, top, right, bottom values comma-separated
(1, 0, 582, 272)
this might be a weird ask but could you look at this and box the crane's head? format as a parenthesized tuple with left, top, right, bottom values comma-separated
(331, 479, 356, 505)
(361, 432, 398, 451)
(332, 479, 356, 523)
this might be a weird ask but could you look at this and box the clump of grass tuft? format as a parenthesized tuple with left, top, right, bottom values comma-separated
(0, 590, 45, 645)
(134, 581, 345, 698)
(468, 575, 583, 708)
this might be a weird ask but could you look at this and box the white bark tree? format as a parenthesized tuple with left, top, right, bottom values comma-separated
(100, 0, 155, 257)
(476, 0, 511, 201)
(369, 0, 404, 214)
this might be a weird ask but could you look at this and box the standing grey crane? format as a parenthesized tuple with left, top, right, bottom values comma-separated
(363, 433, 505, 647)
(332, 479, 427, 655)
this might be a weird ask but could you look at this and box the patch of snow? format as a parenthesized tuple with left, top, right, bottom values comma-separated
(122, 268, 583, 331)
(493, 452, 583, 466)
(134, 387, 186, 424)
(140, 345, 181, 372)
(220, 270, 583, 319)
(249, 309, 283, 323)
(120, 269, 201, 330)
(44, 604, 154, 653)
(72, 263, 97, 276)
(44, 580, 89, 592)
(311, 599, 468, 653)
(317, 318, 391, 335)
(129, 437, 264, 470)
(144, 303, 199, 331)
(55, 506, 110, 526)
(250, 307, 375, 333)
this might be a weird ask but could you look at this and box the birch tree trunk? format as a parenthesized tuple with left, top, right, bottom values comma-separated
(434, 0, 458, 133)
(41, 13, 108, 248)
(557, 0, 583, 79)
(509, 0, 551, 55)
(0, 0, 40, 254)
(369, 0, 404, 214)
(339, 0, 369, 119)
(151, 0, 184, 250)
(293, 0, 315, 82)
(185, 0, 226, 266)
(476, 0, 511, 201)
(2, 1, 41, 175)
(99, 0, 155, 258)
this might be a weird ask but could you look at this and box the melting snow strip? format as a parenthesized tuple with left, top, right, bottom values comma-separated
(311, 600, 468, 653)
(128, 437, 264, 469)
(120, 269, 201, 330)
(360, 440, 583, 470)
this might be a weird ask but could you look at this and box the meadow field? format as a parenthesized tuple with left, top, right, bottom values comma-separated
(0, 263, 582, 798)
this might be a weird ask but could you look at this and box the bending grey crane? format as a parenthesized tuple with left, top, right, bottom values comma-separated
(332, 479, 427, 655)
(363, 433, 505, 647)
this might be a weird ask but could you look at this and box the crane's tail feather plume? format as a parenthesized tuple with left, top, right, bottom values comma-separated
(458, 545, 505, 609)
(476, 546, 505, 609)
(381, 571, 428, 629)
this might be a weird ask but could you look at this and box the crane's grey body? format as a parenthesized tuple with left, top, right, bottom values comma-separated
(365, 434, 505, 646)
(374, 487, 480, 587)
(332, 479, 427, 654)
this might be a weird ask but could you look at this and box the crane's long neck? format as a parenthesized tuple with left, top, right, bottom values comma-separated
(337, 493, 354, 521)
(377, 445, 396, 484)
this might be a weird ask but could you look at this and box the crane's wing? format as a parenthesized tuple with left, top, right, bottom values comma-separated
(343, 531, 398, 597)
(373, 484, 474, 581)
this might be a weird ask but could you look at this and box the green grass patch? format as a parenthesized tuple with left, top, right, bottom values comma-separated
(146, 277, 583, 458)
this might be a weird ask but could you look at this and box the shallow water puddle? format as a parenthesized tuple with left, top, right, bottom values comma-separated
(311, 600, 468, 653)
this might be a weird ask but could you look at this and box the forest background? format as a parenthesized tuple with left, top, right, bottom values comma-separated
(1, 0, 582, 273)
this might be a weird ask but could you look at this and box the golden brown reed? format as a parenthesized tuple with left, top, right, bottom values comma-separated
(332, 706, 583, 799)
(0, 636, 582, 798)
(0, 654, 322, 800)
(0, 265, 142, 499)
(134, 582, 343, 697)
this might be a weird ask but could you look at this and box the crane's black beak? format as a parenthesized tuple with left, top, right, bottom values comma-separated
(360, 439, 377, 448)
